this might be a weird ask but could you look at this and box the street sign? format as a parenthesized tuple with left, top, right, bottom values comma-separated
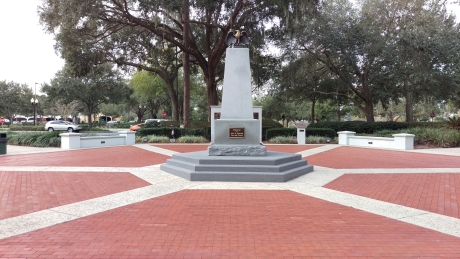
(0, 117, 4, 124)
(162, 111, 167, 119)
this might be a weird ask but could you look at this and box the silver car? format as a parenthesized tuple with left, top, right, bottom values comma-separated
(45, 121, 82, 132)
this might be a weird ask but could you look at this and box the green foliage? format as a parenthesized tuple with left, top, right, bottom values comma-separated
(43, 63, 132, 126)
(310, 121, 408, 134)
(190, 120, 211, 128)
(266, 128, 296, 140)
(268, 136, 297, 144)
(6, 132, 61, 147)
(176, 136, 209, 143)
(265, 127, 337, 140)
(9, 125, 44, 131)
(306, 136, 337, 144)
(405, 122, 446, 129)
(262, 118, 283, 128)
(135, 135, 170, 143)
(373, 128, 460, 148)
(446, 117, 460, 130)
(0, 81, 34, 121)
(306, 128, 337, 138)
(137, 127, 207, 139)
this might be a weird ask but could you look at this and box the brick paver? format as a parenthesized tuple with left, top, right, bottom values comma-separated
(0, 146, 170, 167)
(152, 144, 208, 153)
(307, 146, 460, 168)
(153, 144, 322, 154)
(265, 144, 322, 153)
(1, 190, 459, 258)
(325, 173, 460, 218)
(0, 171, 151, 219)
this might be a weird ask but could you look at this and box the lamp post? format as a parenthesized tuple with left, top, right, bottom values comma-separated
(30, 98, 38, 126)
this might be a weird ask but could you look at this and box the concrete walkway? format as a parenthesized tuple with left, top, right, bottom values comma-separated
(0, 144, 460, 258)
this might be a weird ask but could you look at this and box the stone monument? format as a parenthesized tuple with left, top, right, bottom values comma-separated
(160, 33, 313, 182)
(208, 48, 266, 156)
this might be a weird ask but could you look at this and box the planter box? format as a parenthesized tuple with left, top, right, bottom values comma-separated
(338, 131, 414, 150)
(60, 131, 136, 149)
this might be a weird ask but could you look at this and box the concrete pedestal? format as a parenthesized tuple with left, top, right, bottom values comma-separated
(160, 151, 313, 182)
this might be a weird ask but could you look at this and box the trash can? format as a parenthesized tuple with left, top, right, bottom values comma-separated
(0, 133, 6, 155)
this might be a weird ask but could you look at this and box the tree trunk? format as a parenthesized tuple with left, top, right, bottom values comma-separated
(311, 98, 316, 122)
(204, 72, 219, 120)
(363, 100, 375, 122)
(182, 0, 191, 128)
(87, 104, 93, 129)
(404, 89, 414, 122)
(165, 81, 179, 121)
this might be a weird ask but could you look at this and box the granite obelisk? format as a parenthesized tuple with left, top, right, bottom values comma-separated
(208, 48, 266, 156)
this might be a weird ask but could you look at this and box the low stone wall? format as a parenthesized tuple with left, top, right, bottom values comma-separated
(60, 131, 136, 149)
(338, 131, 415, 150)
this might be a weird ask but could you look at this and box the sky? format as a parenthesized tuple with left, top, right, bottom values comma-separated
(0, 0, 64, 95)
(0, 1, 459, 96)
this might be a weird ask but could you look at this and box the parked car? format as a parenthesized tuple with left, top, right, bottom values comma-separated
(107, 120, 119, 125)
(45, 121, 82, 132)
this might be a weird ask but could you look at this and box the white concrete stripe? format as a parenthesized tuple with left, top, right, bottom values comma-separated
(0, 166, 143, 172)
(298, 144, 340, 157)
(133, 144, 177, 156)
(290, 185, 460, 237)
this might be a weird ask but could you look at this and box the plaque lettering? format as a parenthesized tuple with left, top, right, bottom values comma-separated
(229, 127, 245, 138)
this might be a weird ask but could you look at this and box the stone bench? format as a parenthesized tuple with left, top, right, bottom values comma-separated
(338, 131, 415, 150)
(60, 131, 136, 149)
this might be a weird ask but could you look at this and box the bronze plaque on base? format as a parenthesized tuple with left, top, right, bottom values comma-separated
(229, 127, 245, 138)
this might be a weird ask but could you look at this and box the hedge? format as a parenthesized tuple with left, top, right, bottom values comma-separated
(9, 125, 44, 131)
(308, 121, 449, 134)
(136, 127, 208, 138)
(265, 127, 336, 140)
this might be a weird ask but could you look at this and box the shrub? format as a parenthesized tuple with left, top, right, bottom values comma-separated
(309, 121, 405, 133)
(191, 120, 211, 128)
(137, 127, 206, 138)
(306, 136, 337, 144)
(446, 117, 460, 130)
(268, 136, 297, 144)
(373, 128, 460, 148)
(9, 125, 44, 131)
(262, 118, 283, 128)
(6, 131, 61, 147)
(135, 135, 170, 143)
(176, 136, 209, 143)
(265, 127, 336, 140)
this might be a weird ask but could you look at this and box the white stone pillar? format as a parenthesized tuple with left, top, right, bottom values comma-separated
(296, 127, 306, 144)
(338, 131, 356, 145)
(392, 133, 415, 150)
(119, 131, 136, 145)
(60, 133, 81, 149)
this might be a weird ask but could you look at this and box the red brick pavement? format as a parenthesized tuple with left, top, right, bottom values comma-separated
(325, 173, 460, 218)
(307, 146, 460, 168)
(0, 171, 151, 220)
(1, 190, 459, 258)
(265, 144, 322, 153)
(153, 144, 322, 154)
(0, 146, 170, 167)
(152, 144, 208, 153)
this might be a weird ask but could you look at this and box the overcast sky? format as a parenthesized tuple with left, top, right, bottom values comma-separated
(0, 0, 63, 95)
(0, 1, 459, 96)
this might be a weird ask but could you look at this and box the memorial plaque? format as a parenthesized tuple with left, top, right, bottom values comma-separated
(229, 127, 245, 138)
